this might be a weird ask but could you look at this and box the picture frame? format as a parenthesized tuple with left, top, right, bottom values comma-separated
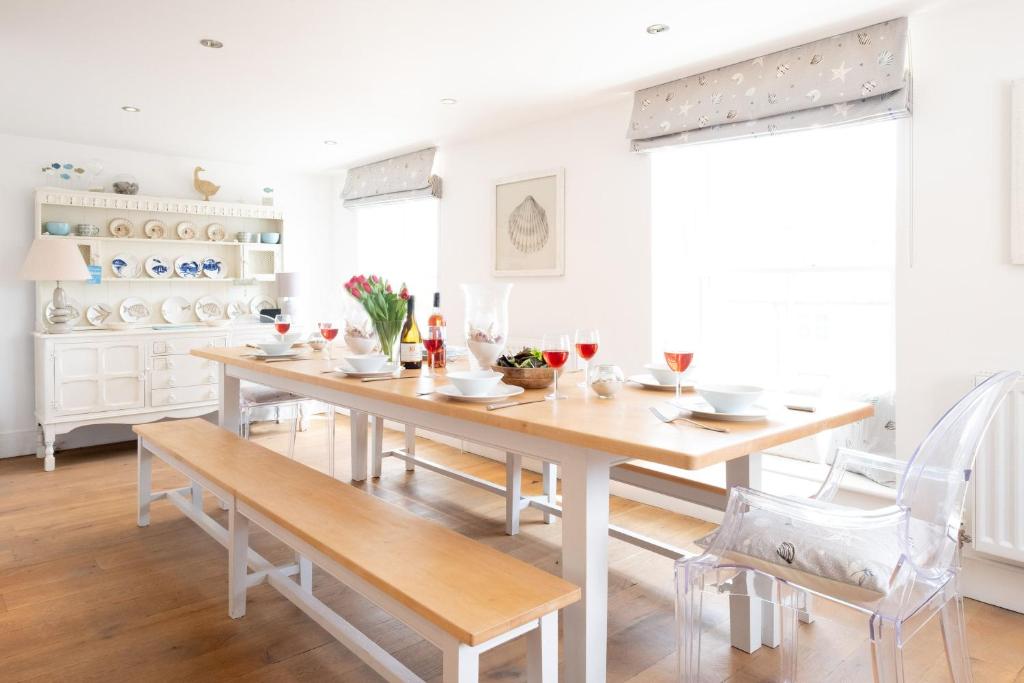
(1012, 80, 1024, 264)
(492, 168, 564, 276)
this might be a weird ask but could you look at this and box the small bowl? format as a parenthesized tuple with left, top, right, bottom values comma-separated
(257, 341, 293, 356)
(696, 384, 764, 414)
(43, 222, 70, 236)
(345, 334, 377, 355)
(235, 231, 257, 243)
(307, 339, 327, 351)
(260, 232, 281, 244)
(75, 223, 99, 237)
(590, 364, 625, 399)
(345, 354, 388, 373)
(448, 370, 504, 397)
(644, 363, 676, 386)
(490, 364, 554, 390)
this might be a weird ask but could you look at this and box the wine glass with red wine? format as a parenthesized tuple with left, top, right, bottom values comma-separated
(318, 321, 339, 361)
(423, 325, 446, 377)
(542, 333, 571, 401)
(663, 339, 694, 400)
(574, 328, 600, 389)
(274, 314, 292, 342)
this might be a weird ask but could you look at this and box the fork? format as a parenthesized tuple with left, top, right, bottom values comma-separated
(649, 404, 729, 433)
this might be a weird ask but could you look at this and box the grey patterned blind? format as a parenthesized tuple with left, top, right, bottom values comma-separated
(628, 18, 910, 151)
(341, 147, 442, 207)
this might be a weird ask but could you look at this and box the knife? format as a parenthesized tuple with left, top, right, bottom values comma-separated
(487, 398, 547, 411)
(361, 375, 421, 383)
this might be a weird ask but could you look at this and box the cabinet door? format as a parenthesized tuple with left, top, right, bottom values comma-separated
(53, 341, 145, 414)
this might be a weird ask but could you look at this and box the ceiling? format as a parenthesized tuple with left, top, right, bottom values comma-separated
(0, 0, 946, 173)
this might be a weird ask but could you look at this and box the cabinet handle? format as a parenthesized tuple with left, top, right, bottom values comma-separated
(167, 360, 176, 369)
(168, 393, 177, 402)
(168, 378, 176, 387)
(207, 375, 216, 383)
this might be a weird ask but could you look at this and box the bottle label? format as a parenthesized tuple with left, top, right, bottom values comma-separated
(400, 342, 420, 363)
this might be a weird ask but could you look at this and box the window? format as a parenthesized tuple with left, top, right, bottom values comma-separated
(353, 198, 440, 303)
(652, 121, 903, 457)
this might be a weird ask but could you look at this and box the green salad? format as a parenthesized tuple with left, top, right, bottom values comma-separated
(495, 347, 548, 368)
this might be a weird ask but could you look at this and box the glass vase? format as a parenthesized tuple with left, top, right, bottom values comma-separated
(372, 318, 402, 366)
(461, 283, 513, 370)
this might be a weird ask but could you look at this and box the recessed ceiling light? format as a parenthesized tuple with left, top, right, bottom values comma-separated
(121, 105, 141, 113)
(199, 38, 224, 49)
(646, 24, 670, 34)
(324, 140, 338, 145)
(440, 98, 458, 105)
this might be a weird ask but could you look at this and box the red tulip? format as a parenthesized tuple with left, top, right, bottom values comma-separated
(370, 274, 379, 283)
(386, 284, 393, 293)
(362, 281, 372, 293)
(399, 287, 409, 300)
(350, 287, 362, 299)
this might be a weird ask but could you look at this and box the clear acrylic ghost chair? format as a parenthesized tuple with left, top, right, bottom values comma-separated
(239, 381, 336, 477)
(676, 370, 1020, 683)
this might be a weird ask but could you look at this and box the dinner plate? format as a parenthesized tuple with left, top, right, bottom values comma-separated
(194, 296, 223, 321)
(144, 220, 167, 239)
(627, 374, 695, 392)
(670, 397, 770, 422)
(108, 217, 133, 238)
(86, 303, 112, 327)
(177, 222, 196, 240)
(120, 297, 151, 323)
(248, 349, 301, 360)
(201, 256, 225, 279)
(207, 223, 226, 241)
(145, 255, 172, 279)
(249, 294, 276, 315)
(332, 363, 400, 379)
(161, 296, 191, 324)
(111, 253, 140, 278)
(174, 256, 201, 279)
(435, 383, 524, 403)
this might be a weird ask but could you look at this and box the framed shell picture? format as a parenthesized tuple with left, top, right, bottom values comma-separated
(493, 169, 564, 276)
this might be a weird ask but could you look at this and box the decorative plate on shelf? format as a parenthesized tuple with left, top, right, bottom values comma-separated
(161, 296, 192, 324)
(206, 223, 226, 241)
(86, 303, 112, 327)
(108, 218, 134, 238)
(226, 301, 247, 319)
(111, 253, 140, 278)
(249, 294, 276, 315)
(176, 222, 196, 240)
(174, 256, 201, 279)
(44, 296, 82, 326)
(144, 255, 172, 279)
(119, 297, 151, 323)
(194, 296, 224, 321)
(201, 256, 225, 279)
(144, 220, 167, 239)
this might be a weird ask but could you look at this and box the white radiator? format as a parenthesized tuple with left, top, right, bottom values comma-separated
(971, 374, 1024, 564)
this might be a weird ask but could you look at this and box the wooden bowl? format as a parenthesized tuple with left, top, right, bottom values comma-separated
(491, 364, 555, 390)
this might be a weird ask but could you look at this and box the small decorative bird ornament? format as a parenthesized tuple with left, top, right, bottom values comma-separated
(193, 166, 220, 201)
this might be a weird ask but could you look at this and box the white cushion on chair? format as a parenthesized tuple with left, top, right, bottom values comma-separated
(240, 381, 302, 406)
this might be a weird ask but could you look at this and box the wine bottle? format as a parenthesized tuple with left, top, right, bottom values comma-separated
(426, 291, 446, 368)
(399, 295, 423, 369)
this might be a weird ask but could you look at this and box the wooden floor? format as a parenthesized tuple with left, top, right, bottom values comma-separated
(1, 415, 1023, 682)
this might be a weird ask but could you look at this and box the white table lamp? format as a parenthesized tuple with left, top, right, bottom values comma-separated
(276, 272, 304, 320)
(20, 239, 91, 333)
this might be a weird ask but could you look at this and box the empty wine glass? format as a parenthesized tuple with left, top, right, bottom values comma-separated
(542, 333, 571, 401)
(575, 328, 600, 389)
(663, 339, 694, 400)
(274, 314, 292, 342)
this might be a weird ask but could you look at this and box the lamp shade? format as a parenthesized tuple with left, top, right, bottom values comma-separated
(276, 271, 304, 298)
(19, 239, 91, 281)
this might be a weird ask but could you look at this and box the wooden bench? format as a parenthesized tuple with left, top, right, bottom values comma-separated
(134, 418, 580, 682)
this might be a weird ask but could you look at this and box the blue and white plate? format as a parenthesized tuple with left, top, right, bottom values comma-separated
(145, 255, 172, 279)
(111, 253, 140, 279)
(174, 256, 201, 279)
(201, 256, 225, 279)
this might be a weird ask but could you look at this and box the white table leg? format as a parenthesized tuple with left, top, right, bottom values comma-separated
(137, 441, 152, 527)
(725, 453, 779, 651)
(326, 405, 336, 478)
(506, 452, 522, 536)
(561, 455, 610, 683)
(403, 423, 416, 471)
(542, 462, 557, 524)
(371, 415, 384, 478)
(218, 366, 241, 433)
(349, 410, 368, 482)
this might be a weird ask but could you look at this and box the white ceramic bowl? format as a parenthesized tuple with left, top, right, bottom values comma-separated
(345, 334, 377, 355)
(696, 384, 764, 414)
(447, 370, 504, 397)
(644, 363, 677, 386)
(257, 341, 293, 356)
(345, 354, 388, 373)
(281, 330, 303, 345)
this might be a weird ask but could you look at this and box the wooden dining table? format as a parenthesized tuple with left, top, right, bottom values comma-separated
(193, 346, 872, 683)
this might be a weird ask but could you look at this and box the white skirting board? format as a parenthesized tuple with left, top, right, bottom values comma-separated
(962, 553, 1024, 614)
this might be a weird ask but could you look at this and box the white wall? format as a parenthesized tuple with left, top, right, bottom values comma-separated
(436, 98, 652, 372)
(897, 0, 1024, 455)
(0, 132, 335, 456)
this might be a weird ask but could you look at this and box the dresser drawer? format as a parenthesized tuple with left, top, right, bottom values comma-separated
(152, 337, 227, 356)
(150, 367, 219, 390)
(151, 354, 216, 373)
(151, 385, 219, 407)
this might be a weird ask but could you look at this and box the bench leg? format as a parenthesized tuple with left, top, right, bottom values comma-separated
(371, 415, 384, 478)
(287, 409, 299, 459)
(298, 553, 313, 594)
(506, 452, 522, 536)
(228, 505, 249, 619)
(190, 481, 203, 515)
(527, 612, 558, 683)
(404, 423, 416, 472)
(542, 462, 557, 524)
(137, 441, 152, 527)
(442, 642, 479, 683)
(350, 410, 368, 482)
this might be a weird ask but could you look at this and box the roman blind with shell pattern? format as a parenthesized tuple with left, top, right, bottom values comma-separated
(341, 147, 442, 207)
(628, 18, 910, 151)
